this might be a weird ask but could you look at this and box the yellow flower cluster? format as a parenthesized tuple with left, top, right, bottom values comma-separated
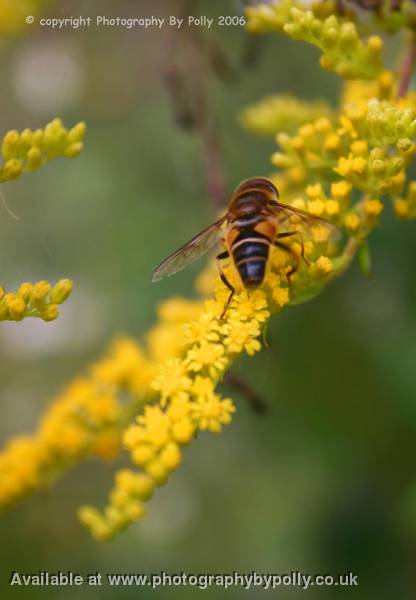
(269, 75, 416, 240)
(0, 301, 202, 510)
(0, 279, 73, 322)
(0, 175, 342, 539)
(246, 1, 383, 79)
(0, 119, 86, 183)
(240, 94, 332, 137)
(0, 119, 85, 323)
(3, 0, 416, 543)
(78, 235, 346, 540)
(0, 338, 151, 509)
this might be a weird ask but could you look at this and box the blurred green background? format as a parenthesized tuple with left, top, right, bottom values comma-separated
(1, 0, 416, 598)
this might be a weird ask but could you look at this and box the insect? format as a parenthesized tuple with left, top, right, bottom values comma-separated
(152, 177, 336, 317)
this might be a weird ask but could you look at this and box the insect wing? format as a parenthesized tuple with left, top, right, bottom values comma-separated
(276, 201, 340, 241)
(152, 216, 226, 282)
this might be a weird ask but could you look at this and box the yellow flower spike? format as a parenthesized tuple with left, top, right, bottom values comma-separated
(247, 2, 383, 79)
(4, 2, 416, 543)
(0, 118, 86, 182)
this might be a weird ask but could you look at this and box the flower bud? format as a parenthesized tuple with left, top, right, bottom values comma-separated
(50, 279, 74, 304)
(40, 304, 59, 321)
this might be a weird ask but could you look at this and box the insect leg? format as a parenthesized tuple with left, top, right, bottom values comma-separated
(216, 251, 235, 319)
(274, 240, 300, 282)
(276, 231, 310, 265)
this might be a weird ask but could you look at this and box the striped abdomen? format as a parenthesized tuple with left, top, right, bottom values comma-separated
(231, 229, 270, 288)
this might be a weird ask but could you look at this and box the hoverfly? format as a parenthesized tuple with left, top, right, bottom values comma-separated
(152, 177, 336, 317)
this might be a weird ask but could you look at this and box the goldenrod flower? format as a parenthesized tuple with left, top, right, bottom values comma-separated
(0, 279, 73, 322)
(0, 119, 86, 183)
(3, 0, 416, 545)
(246, 2, 383, 79)
(221, 318, 262, 356)
(228, 289, 270, 323)
(192, 394, 236, 433)
(151, 358, 192, 402)
(186, 340, 228, 378)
